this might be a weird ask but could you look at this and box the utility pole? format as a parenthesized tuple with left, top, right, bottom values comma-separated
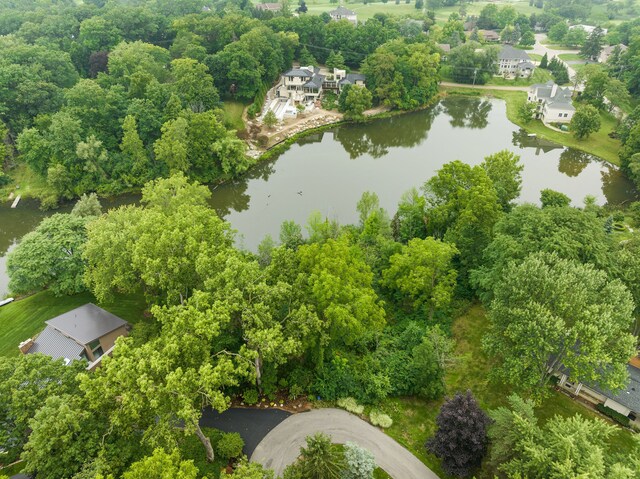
(472, 68, 478, 86)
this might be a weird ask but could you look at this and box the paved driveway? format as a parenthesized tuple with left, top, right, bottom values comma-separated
(531, 33, 583, 89)
(251, 408, 440, 479)
(200, 407, 291, 457)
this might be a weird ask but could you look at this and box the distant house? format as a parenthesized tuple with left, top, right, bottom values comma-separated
(478, 29, 500, 42)
(528, 81, 575, 123)
(277, 66, 326, 104)
(329, 6, 357, 25)
(255, 2, 282, 12)
(569, 24, 607, 35)
(556, 356, 640, 429)
(327, 68, 366, 92)
(437, 43, 451, 60)
(19, 304, 130, 370)
(497, 45, 535, 77)
(599, 44, 628, 64)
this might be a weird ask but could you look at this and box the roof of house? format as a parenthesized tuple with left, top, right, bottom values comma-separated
(255, 2, 282, 10)
(338, 73, 366, 86)
(519, 61, 535, 69)
(29, 326, 86, 362)
(602, 44, 628, 55)
(530, 81, 575, 111)
(499, 45, 531, 61)
(479, 29, 499, 40)
(45, 303, 128, 345)
(437, 43, 451, 53)
(591, 363, 640, 413)
(330, 6, 356, 16)
(284, 68, 314, 78)
(304, 72, 326, 90)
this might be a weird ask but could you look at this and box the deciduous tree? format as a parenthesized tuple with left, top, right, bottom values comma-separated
(571, 104, 601, 139)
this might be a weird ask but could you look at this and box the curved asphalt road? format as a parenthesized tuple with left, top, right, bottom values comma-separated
(251, 408, 440, 479)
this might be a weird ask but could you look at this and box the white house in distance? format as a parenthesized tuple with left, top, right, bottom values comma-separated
(329, 6, 357, 25)
(255, 2, 282, 12)
(569, 24, 607, 35)
(497, 45, 535, 77)
(528, 81, 575, 123)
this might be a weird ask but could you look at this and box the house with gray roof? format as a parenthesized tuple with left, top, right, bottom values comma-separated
(599, 43, 628, 64)
(277, 66, 326, 104)
(528, 81, 575, 123)
(497, 45, 534, 77)
(19, 304, 130, 369)
(329, 6, 357, 25)
(255, 2, 282, 12)
(556, 357, 640, 428)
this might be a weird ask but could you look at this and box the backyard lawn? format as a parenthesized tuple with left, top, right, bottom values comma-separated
(221, 100, 247, 133)
(0, 290, 147, 357)
(485, 67, 553, 86)
(558, 53, 584, 61)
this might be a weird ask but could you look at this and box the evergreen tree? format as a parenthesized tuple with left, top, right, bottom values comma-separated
(299, 46, 317, 66)
(540, 52, 548, 69)
(326, 50, 346, 70)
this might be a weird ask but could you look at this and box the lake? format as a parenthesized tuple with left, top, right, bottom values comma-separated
(0, 96, 635, 297)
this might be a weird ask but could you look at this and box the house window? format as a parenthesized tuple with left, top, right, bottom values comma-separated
(87, 339, 104, 359)
(559, 112, 562, 117)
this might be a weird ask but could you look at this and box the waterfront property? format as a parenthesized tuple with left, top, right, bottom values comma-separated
(528, 81, 575, 123)
(497, 45, 534, 78)
(18, 303, 129, 369)
(329, 5, 357, 25)
(556, 356, 640, 429)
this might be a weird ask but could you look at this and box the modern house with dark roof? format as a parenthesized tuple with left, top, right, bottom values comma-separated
(528, 81, 575, 123)
(277, 66, 326, 104)
(497, 45, 534, 77)
(557, 357, 640, 428)
(329, 6, 357, 25)
(19, 304, 130, 369)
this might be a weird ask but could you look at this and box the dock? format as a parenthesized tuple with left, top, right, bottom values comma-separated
(10, 195, 20, 208)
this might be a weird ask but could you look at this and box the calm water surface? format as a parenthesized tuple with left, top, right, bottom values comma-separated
(0, 96, 635, 297)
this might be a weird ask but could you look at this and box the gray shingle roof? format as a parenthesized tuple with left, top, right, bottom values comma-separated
(339, 73, 366, 86)
(330, 6, 356, 16)
(499, 45, 531, 61)
(304, 72, 325, 90)
(283, 68, 313, 78)
(46, 303, 128, 344)
(591, 364, 640, 414)
(29, 326, 85, 361)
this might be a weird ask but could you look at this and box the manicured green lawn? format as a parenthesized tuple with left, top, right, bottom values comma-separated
(486, 67, 553, 86)
(440, 86, 622, 165)
(528, 53, 542, 62)
(221, 100, 247, 132)
(558, 53, 584, 61)
(381, 304, 638, 478)
(0, 290, 147, 357)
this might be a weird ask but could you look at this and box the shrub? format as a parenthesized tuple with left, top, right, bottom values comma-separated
(343, 442, 376, 479)
(289, 384, 304, 400)
(337, 397, 364, 415)
(243, 389, 259, 405)
(216, 432, 245, 459)
(369, 410, 393, 428)
(596, 403, 630, 427)
(256, 134, 269, 147)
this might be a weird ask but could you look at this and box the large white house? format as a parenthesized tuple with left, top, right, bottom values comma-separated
(528, 81, 575, 123)
(497, 45, 535, 77)
(329, 6, 357, 25)
(276, 66, 365, 104)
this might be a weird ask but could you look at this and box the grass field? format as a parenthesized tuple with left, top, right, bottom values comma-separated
(0, 163, 50, 202)
(440, 86, 622, 165)
(381, 304, 637, 478)
(0, 290, 147, 357)
(221, 100, 247, 132)
(485, 67, 553, 86)
(302, 0, 539, 23)
(558, 53, 584, 61)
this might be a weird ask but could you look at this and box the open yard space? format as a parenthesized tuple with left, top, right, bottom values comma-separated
(0, 290, 147, 357)
(221, 100, 247, 133)
(558, 53, 584, 62)
(486, 67, 553, 86)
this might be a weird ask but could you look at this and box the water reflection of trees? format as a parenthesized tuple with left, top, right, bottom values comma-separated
(558, 149, 593, 177)
(209, 161, 278, 217)
(601, 165, 638, 206)
(333, 105, 440, 159)
(440, 96, 492, 129)
(511, 129, 563, 155)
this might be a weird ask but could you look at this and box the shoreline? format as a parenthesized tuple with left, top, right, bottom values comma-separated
(2, 89, 622, 209)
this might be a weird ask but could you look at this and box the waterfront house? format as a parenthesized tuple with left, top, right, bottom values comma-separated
(276, 66, 326, 104)
(329, 6, 357, 25)
(528, 81, 575, 123)
(19, 304, 130, 370)
(497, 45, 534, 77)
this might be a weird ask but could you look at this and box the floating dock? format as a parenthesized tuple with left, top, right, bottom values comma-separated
(10, 195, 20, 208)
